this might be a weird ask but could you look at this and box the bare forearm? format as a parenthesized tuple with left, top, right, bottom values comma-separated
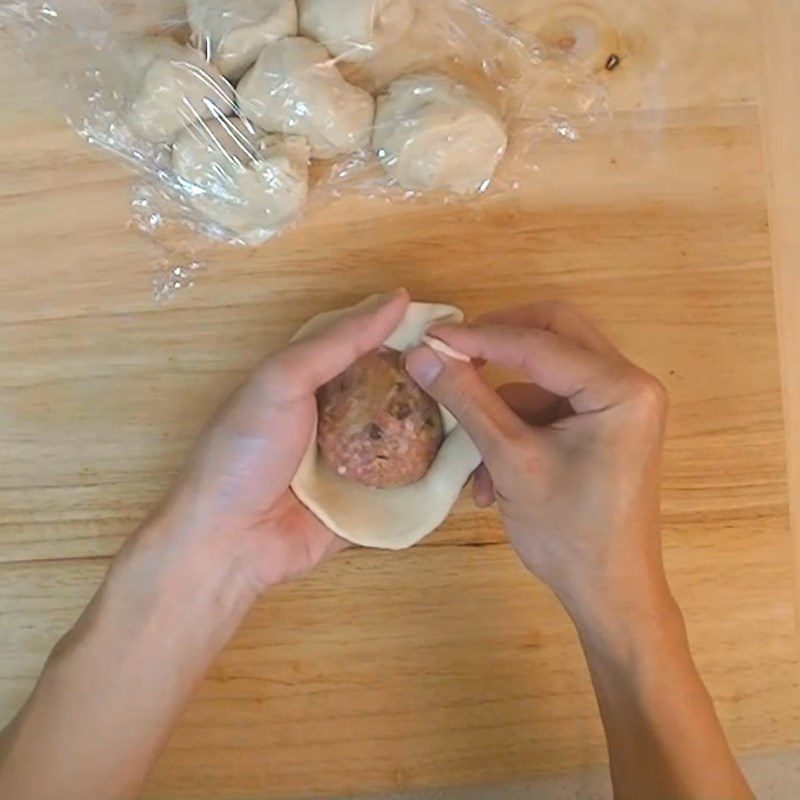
(0, 519, 256, 800)
(574, 584, 754, 800)
(0, 292, 406, 799)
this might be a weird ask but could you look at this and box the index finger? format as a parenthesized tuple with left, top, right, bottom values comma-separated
(475, 301, 619, 356)
(262, 290, 410, 402)
(428, 323, 634, 414)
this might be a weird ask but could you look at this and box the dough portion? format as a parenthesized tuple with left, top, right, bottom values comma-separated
(297, 0, 415, 63)
(237, 37, 375, 159)
(291, 298, 481, 550)
(121, 36, 236, 144)
(172, 117, 310, 238)
(187, 0, 298, 80)
(373, 74, 508, 195)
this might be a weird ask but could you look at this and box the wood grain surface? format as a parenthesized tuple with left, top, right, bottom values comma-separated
(759, 0, 800, 612)
(1, 1, 798, 798)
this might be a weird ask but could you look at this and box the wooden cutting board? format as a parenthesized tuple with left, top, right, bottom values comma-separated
(760, 0, 800, 620)
(1, 1, 798, 798)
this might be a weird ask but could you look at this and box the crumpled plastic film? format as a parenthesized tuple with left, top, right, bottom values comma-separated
(0, 0, 608, 298)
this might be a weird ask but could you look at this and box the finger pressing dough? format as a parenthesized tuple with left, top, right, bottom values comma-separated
(297, 0, 415, 63)
(237, 37, 375, 159)
(172, 117, 309, 239)
(291, 298, 481, 550)
(121, 36, 236, 144)
(373, 74, 508, 195)
(187, 0, 298, 80)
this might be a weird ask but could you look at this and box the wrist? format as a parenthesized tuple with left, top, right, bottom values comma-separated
(565, 572, 686, 664)
(58, 510, 259, 671)
(46, 543, 254, 733)
(22, 518, 257, 800)
(122, 507, 259, 614)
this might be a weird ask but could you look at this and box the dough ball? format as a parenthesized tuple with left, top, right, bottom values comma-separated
(172, 117, 310, 238)
(373, 74, 508, 195)
(237, 37, 375, 159)
(121, 36, 236, 144)
(187, 0, 298, 80)
(297, 0, 415, 63)
(317, 348, 443, 488)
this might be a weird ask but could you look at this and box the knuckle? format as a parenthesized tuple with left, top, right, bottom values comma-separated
(538, 300, 582, 328)
(520, 327, 549, 350)
(436, 363, 471, 402)
(627, 370, 669, 419)
(434, 371, 481, 423)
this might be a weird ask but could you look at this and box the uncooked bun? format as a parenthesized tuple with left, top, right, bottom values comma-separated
(291, 298, 481, 550)
(187, 0, 298, 80)
(172, 117, 309, 239)
(236, 37, 375, 159)
(297, 0, 415, 62)
(373, 74, 508, 195)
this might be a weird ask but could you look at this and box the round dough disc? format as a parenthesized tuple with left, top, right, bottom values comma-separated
(172, 117, 310, 240)
(291, 297, 481, 550)
(373, 74, 508, 195)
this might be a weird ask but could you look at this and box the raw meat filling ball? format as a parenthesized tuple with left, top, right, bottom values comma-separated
(317, 348, 443, 488)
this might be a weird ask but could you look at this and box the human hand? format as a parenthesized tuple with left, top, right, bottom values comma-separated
(405, 302, 672, 626)
(0, 291, 414, 800)
(133, 289, 411, 596)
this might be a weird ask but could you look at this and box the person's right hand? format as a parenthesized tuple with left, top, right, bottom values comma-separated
(405, 302, 673, 627)
(409, 304, 756, 800)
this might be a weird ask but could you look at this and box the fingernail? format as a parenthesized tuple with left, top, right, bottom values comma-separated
(423, 335, 472, 363)
(405, 346, 443, 387)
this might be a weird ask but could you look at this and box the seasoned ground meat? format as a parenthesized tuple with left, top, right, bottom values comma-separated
(317, 348, 444, 488)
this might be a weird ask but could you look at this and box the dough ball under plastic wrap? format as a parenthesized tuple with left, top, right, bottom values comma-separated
(237, 37, 375, 159)
(172, 116, 309, 239)
(121, 36, 236, 144)
(298, 0, 415, 63)
(373, 74, 508, 195)
(187, 0, 298, 80)
(317, 348, 443, 488)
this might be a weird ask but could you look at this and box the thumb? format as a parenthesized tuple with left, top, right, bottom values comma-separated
(405, 344, 530, 465)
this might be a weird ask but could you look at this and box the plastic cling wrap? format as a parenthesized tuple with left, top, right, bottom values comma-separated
(0, 0, 607, 291)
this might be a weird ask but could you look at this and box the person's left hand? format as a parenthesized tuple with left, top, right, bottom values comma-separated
(132, 290, 410, 596)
